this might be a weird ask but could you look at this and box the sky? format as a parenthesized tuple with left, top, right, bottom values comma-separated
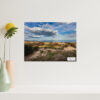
(24, 22, 76, 42)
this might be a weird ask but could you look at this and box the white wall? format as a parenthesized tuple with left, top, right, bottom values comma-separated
(0, 0, 100, 86)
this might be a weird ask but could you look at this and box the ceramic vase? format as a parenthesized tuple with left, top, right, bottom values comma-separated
(0, 61, 11, 92)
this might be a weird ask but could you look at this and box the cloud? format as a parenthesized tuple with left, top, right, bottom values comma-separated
(24, 22, 76, 42)
(29, 35, 44, 38)
(68, 33, 76, 38)
(53, 22, 76, 32)
(24, 31, 43, 39)
(56, 32, 76, 42)
(64, 34, 76, 40)
(24, 25, 58, 37)
(41, 23, 53, 29)
(24, 25, 32, 31)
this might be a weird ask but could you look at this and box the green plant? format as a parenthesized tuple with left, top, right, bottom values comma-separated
(0, 23, 18, 62)
(5, 27, 18, 39)
(40, 50, 43, 54)
(24, 45, 34, 56)
(25, 45, 39, 56)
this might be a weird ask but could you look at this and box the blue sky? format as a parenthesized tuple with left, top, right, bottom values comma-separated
(24, 22, 76, 42)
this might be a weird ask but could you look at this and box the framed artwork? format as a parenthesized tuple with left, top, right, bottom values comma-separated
(24, 22, 76, 61)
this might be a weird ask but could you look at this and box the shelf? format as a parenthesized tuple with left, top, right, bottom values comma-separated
(1, 85, 100, 94)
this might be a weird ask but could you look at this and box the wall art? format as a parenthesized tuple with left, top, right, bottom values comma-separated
(24, 22, 76, 61)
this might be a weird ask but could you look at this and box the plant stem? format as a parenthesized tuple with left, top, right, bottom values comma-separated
(9, 38, 11, 60)
(4, 39, 6, 62)
(0, 57, 2, 62)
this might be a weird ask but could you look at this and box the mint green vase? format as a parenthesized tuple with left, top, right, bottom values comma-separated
(0, 61, 11, 92)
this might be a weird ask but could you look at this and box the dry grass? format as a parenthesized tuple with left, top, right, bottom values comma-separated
(24, 41, 76, 61)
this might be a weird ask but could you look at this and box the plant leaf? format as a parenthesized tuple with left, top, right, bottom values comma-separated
(5, 27, 18, 39)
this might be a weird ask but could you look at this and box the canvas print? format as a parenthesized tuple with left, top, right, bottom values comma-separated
(24, 22, 77, 61)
